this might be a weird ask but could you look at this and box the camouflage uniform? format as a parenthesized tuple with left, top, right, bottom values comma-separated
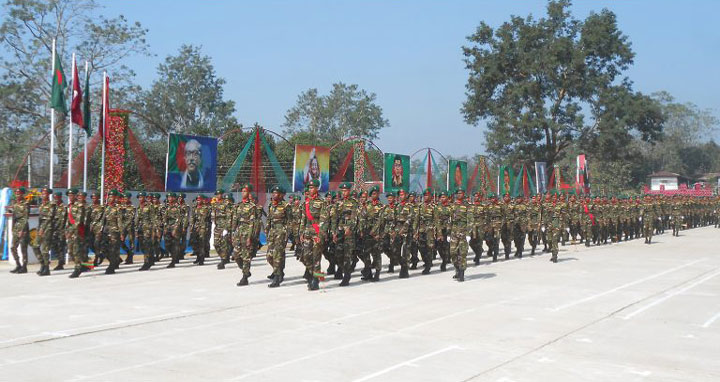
(362, 192, 385, 281)
(300, 187, 330, 291)
(66, 191, 89, 276)
(9, 191, 30, 273)
(102, 196, 124, 273)
(394, 195, 415, 278)
(415, 195, 437, 273)
(136, 195, 158, 269)
(52, 195, 68, 269)
(485, 198, 503, 262)
(231, 196, 258, 280)
(266, 191, 291, 285)
(449, 194, 472, 281)
(212, 194, 233, 268)
(34, 197, 55, 271)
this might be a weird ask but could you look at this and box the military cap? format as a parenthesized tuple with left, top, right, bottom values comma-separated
(41, 187, 53, 194)
(179, 193, 186, 198)
(409, 191, 417, 197)
(214, 189, 225, 195)
(308, 179, 320, 188)
(124, 192, 132, 198)
(167, 192, 177, 197)
(487, 192, 497, 198)
(66, 188, 77, 195)
(271, 185, 286, 194)
(369, 185, 380, 194)
(438, 191, 448, 197)
(455, 187, 465, 194)
(79, 191, 87, 197)
(54, 191, 63, 197)
(223, 193, 234, 200)
(423, 187, 434, 195)
(385, 192, 395, 197)
(339, 182, 351, 190)
(15, 187, 27, 193)
(240, 183, 253, 191)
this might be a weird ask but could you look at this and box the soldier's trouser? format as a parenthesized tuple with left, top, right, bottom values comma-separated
(266, 229, 287, 277)
(52, 236, 66, 265)
(213, 227, 228, 260)
(164, 231, 180, 262)
(364, 236, 383, 273)
(68, 237, 84, 270)
(582, 223, 592, 246)
(548, 227, 560, 259)
(501, 224, 512, 255)
(399, 234, 412, 267)
(233, 233, 253, 276)
(355, 235, 371, 269)
(138, 232, 153, 262)
(513, 226, 526, 255)
(449, 233, 468, 271)
(11, 229, 29, 266)
(105, 232, 122, 266)
(643, 220, 653, 242)
(301, 235, 323, 276)
(527, 229, 538, 250)
(417, 231, 435, 267)
(484, 229, 501, 259)
(323, 242, 336, 267)
(409, 238, 419, 264)
(335, 233, 355, 274)
(469, 232, 483, 259)
(121, 231, 133, 256)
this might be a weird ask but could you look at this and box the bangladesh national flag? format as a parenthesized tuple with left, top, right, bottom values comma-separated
(50, 51, 68, 114)
(168, 134, 190, 172)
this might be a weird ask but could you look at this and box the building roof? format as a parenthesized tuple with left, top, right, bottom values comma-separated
(648, 171, 681, 178)
(696, 172, 720, 181)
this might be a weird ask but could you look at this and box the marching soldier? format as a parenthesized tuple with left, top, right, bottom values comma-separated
(120, 192, 135, 264)
(448, 189, 472, 281)
(500, 193, 514, 259)
(213, 191, 233, 269)
(266, 186, 291, 287)
(332, 182, 359, 286)
(299, 179, 329, 291)
(66, 189, 89, 278)
(102, 190, 124, 274)
(394, 189, 414, 278)
(434, 191, 452, 269)
(382, 192, 398, 273)
(415, 188, 437, 274)
(33, 188, 55, 276)
(136, 192, 158, 270)
(190, 195, 212, 266)
(162, 192, 184, 268)
(89, 192, 105, 266)
(362, 186, 384, 281)
(9, 187, 30, 274)
(547, 192, 564, 263)
(52, 192, 67, 270)
(528, 195, 543, 255)
(231, 184, 258, 286)
(469, 192, 485, 264)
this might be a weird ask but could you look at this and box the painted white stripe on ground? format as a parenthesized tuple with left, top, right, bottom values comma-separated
(622, 269, 720, 320)
(351, 345, 461, 382)
(702, 311, 720, 328)
(551, 259, 705, 311)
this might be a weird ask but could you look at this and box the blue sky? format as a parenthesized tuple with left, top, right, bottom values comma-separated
(100, 0, 720, 157)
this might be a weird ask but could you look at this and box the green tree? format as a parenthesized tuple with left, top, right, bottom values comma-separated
(133, 44, 237, 138)
(0, 0, 151, 184)
(461, 0, 663, 171)
(282, 82, 389, 142)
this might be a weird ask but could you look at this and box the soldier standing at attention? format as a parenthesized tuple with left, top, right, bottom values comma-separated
(548, 192, 564, 263)
(415, 188, 437, 274)
(449, 188, 472, 282)
(300, 179, 329, 291)
(641, 195, 656, 244)
(332, 182, 359, 286)
(266, 186, 291, 287)
(9, 187, 30, 274)
(231, 184, 258, 286)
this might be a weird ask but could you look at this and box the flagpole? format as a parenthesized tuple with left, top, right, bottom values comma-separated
(100, 71, 106, 204)
(68, 52, 75, 190)
(49, 39, 56, 188)
(83, 61, 89, 192)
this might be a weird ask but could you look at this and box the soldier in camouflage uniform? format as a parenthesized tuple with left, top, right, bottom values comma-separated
(500, 193, 514, 259)
(484, 194, 503, 262)
(66, 189, 89, 278)
(393, 189, 414, 278)
(119, 192, 135, 264)
(231, 184, 259, 286)
(433, 191, 452, 270)
(9, 187, 30, 274)
(469, 192, 484, 264)
(354, 189, 373, 280)
(527, 195, 543, 254)
(52, 192, 68, 270)
(415, 188, 437, 274)
(382, 193, 398, 273)
(300, 179, 329, 291)
(161, 192, 184, 268)
(266, 186, 291, 287)
(362, 186, 384, 281)
(581, 196, 594, 247)
(547, 192, 564, 263)
(407, 191, 420, 270)
(33, 188, 55, 276)
(136, 192, 157, 270)
(512, 196, 528, 258)
(670, 195, 683, 236)
(89, 193, 105, 266)
(101, 190, 124, 274)
(331, 182, 359, 286)
(641, 195, 656, 244)
(213, 191, 233, 269)
(448, 189, 472, 281)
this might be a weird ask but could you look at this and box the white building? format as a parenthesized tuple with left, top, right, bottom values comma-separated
(648, 171, 687, 191)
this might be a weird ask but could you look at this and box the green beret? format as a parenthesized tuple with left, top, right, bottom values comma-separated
(423, 188, 434, 195)
(79, 191, 87, 197)
(124, 192, 132, 198)
(487, 192, 497, 198)
(16, 187, 27, 193)
(167, 192, 176, 197)
(240, 183, 253, 191)
(223, 193, 234, 200)
(308, 179, 320, 188)
(271, 185, 286, 194)
(54, 192, 63, 197)
(66, 189, 77, 195)
(41, 187, 52, 194)
(180, 193, 187, 198)
(385, 192, 395, 197)
(339, 182, 351, 190)
(215, 189, 225, 195)
(438, 191, 448, 197)
(409, 191, 417, 197)
(455, 188, 465, 194)
(369, 185, 380, 194)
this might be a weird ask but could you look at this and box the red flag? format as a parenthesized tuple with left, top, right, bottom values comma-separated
(70, 60, 83, 126)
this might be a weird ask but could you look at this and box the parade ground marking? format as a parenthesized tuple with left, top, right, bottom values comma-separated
(702, 311, 720, 328)
(350, 345, 462, 382)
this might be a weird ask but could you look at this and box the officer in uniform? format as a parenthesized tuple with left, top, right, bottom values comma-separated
(448, 188, 472, 281)
(547, 191, 564, 263)
(513, 196, 528, 258)
(162, 192, 183, 268)
(190, 195, 212, 266)
(33, 188, 55, 276)
(120, 192, 135, 264)
(213, 191, 233, 269)
(266, 186, 291, 287)
(394, 189, 414, 278)
(231, 184, 258, 286)
(641, 195, 655, 244)
(382, 192, 398, 273)
(500, 193, 514, 259)
(299, 179, 329, 291)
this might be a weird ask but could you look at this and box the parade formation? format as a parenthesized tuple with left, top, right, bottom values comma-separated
(6, 184, 719, 291)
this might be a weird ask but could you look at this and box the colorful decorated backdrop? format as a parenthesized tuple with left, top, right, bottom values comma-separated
(166, 133, 217, 192)
(448, 160, 467, 194)
(293, 145, 330, 192)
(384, 153, 410, 193)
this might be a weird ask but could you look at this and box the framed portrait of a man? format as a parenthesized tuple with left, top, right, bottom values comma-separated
(165, 133, 218, 192)
(383, 153, 409, 193)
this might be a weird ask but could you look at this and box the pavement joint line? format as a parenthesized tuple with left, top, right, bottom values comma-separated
(621, 267, 720, 320)
(702, 310, 720, 328)
(350, 345, 462, 382)
(550, 258, 706, 311)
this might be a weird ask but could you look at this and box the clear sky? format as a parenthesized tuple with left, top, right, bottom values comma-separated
(100, 0, 720, 157)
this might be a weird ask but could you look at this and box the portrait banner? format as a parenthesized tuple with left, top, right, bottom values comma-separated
(293, 145, 330, 192)
(497, 165, 515, 196)
(535, 161, 548, 195)
(447, 160, 468, 194)
(383, 153, 410, 193)
(166, 133, 218, 192)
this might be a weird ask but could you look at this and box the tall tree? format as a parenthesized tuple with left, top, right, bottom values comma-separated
(461, 0, 663, 170)
(283, 82, 389, 142)
(134, 44, 237, 138)
(0, 0, 151, 183)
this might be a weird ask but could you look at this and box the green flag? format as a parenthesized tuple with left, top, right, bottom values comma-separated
(50, 51, 68, 114)
(82, 68, 91, 133)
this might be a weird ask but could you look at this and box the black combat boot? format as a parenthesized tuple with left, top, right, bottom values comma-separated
(421, 264, 431, 275)
(166, 260, 176, 268)
(440, 261, 447, 271)
(197, 255, 204, 265)
(217, 260, 225, 269)
(399, 265, 409, 279)
(268, 274, 281, 288)
(237, 275, 249, 286)
(308, 277, 319, 291)
(326, 262, 336, 276)
(53, 263, 64, 271)
(360, 266, 372, 280)
(104, 265, 115, 274)
(339, 272, 351, 286)
(372, 269, 380, 282)
(18, 263, 27, 274)
(303, 269, 312, 281)
(473, 253, 480, 265)
(39, 265, 50, 276)
(410, 257, 418, 270)
(124, 255, 134, 265)
(69, 268, 82, 278)
(387, 264, 395, 273)
(457, 269, 465, 282)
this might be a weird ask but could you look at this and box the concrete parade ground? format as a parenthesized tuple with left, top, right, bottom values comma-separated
(0, 227, 719, 382)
